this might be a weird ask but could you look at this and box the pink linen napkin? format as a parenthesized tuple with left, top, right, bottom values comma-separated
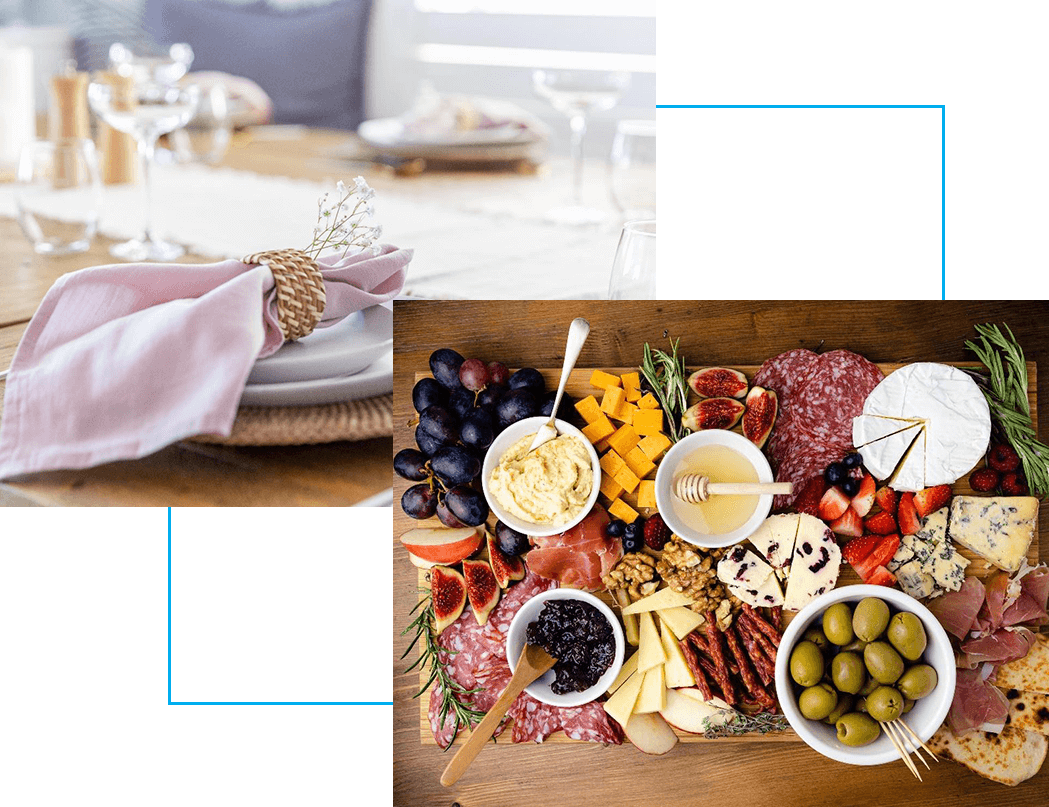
(0, 245, 410, 479)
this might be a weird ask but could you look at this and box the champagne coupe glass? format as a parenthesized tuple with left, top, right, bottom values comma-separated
(608, 219, 656, 299)
(87, 80, 199, 261)
(109, 42, 194, 86)
(533, 69, 630, 225)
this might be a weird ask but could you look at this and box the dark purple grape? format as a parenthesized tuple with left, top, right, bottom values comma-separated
(476, 383, 507, 412)
(393, 448, 429, 481)
(460, 409, 494, 451)
(415, 425, 448, 456)
(419, 404, 459, 443)
(436, 498, 467, 528)
(401, 483, 437, 519)
(430, 446, 481, 486)
(824, 462, 846, 485)
(495, 520, 529, 556)
(843, 452, 863, 468)
(540, 390, 574, 421)
(508, 367, 545, 397)
(444, 485, 489, 527)
(447, 387, 474, 420)
(459, 358, 489, 392)
(412, 378, 446, 414)
(496, 389, 537, 428)
(604, 519, 625, 538)
(487, 362, 510, 385)
(429, 348, 465, 390)
(841, 477, 861, 497)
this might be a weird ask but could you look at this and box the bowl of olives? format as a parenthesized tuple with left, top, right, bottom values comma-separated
(774, 585, 956, 765)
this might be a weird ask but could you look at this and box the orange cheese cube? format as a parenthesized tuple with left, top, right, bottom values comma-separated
(581, 415, 615, 443)
(620, 486, 639, 508)
(621, 371, 642, 399)
(637, 432, 672, 461)
(593, 436, 612, 453)
(624, 385, 642, 403)
(599, 473, 624, 501)
(613, 464, 641, 494)
(590, 369, 622, 390)
(601, 385, 626, 416)
(637, 479, 656, 509)
(624, 447, 657, 479)
(574, 394, 603, 424)
(606, 424, 640, 457)
(632, 409, 664, 436)
(637, 393, 660, 410)
(608, 498, 640, 524)
(614, 401, 639, 424)
(600, 450, 626, 477)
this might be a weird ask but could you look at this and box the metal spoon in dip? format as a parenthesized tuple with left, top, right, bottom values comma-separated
(528, 317, 590, 453)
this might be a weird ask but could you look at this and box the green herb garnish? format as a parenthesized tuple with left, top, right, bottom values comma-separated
(702, 712, 790, 739)
(640, 337, 689, 443)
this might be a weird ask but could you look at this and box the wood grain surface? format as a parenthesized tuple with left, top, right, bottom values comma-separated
(392, 300, 1049, 806)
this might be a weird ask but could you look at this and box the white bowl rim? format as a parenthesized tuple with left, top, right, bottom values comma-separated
(775, 584, 957, 766)
(481, 416, 602, 538)
(505, 588, 625, 707)
(654, 429, 774, 548)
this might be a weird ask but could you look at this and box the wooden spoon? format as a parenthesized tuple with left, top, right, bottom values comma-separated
(440, 643, 558, 787)
(674, 473, 792, 503)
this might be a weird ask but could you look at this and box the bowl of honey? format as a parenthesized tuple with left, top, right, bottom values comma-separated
(654, 430, 774, 548)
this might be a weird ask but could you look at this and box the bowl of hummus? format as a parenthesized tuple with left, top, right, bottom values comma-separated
(482, 416, 601, 538)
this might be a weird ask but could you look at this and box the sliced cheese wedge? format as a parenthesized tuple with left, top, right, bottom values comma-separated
(656, 606, 704, 640)
(659, 616, 695, 689)
(604, 664, 645, 726)
(716, 546, 784, 607)
(852, 414, 924, 447)
(634, 664, 666, 714)
(857, 421, 923, 483)
(747, 513, 800, 579)
(622, 587, 694, 615)
(887, 426, 926, 492)
(607, 651, 640, 695)
(637, 611, 666, 671)
(783, 514, 841, 611)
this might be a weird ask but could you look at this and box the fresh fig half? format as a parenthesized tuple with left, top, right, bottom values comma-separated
(687, 367, 748, 399)
(742, 386, 778, 449)
(486, 530, 526, 589)
(462, 558, 501, 625)
(431, 565, 467, 634)
(681, 397, 746, 432)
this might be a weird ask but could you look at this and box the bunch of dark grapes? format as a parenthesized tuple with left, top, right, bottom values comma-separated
(395, 348, 574, 524)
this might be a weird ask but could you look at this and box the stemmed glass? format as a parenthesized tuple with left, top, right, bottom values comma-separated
(88, 80, 199, 261)
(533, 69, 630, 225)
(608, 220, 656, 299)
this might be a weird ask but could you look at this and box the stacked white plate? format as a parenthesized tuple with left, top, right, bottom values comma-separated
(239, 305, 393, 407)
(357, 117, 543, 161)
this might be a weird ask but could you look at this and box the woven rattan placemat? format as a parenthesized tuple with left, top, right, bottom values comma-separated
(189, 393, 392, 446)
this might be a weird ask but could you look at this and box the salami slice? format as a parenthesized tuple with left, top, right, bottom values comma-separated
(753, 349, 822, 402)
(507, 694, 622, 744)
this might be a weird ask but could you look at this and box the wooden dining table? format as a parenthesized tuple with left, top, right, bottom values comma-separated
(392, 300, 1049, 807)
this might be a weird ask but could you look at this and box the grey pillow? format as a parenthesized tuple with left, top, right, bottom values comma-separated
(145, 0, 372, 130)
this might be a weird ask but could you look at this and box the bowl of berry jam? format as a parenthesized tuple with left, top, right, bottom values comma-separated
(506, 589, 625, 707)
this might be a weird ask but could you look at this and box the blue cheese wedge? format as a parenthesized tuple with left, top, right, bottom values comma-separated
(888, 507, 969, 598)
(893, 559, 937, 599)
(948, 496, 1038, 572)
(783, 515, 841, 611)
(716, 546, 783, 607)
(747, 513, 800, 579)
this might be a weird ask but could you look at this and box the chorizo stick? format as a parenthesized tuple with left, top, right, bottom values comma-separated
(725, 625, 772, 708)
(679, 639, 713, 700)
(736, 620, 775, 686)
(704, 612, 737, 705)
(742, 604, 782, 647)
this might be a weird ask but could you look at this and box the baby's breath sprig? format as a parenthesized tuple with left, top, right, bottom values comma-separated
(304, 177, 383, 260)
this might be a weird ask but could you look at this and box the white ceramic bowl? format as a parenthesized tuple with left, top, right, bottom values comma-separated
(775, 584, 956, 766)
(481, 416, 601, 538)
(654, 429, 774, 548)
(505, 588, 625, 707)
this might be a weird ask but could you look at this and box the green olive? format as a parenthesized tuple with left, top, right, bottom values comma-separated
(824, 693, 855, 725)
(841, 638, 869, 654)
(822, 602, 855, 646)
(856, 696, 868, 713)
(790, 640, 825, 687)
(887, 612, 928, 662)
(830, 651, 867, 695)
(897, 664, 938, 700)
(836, 712, 882, 746)
(866, 686, 904, 722)
(799, 683, 839, 721)
(803, 626, 832, 654)
(853, 597, 891, 643)
(902, 699, 915, 714)
(860, 675, 880, 697)
(864, 641, 905, 685)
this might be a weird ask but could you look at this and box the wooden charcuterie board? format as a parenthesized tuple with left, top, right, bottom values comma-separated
(407, 362, 1039, 745)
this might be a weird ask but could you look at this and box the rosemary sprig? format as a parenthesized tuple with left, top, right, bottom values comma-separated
(964, 323, 1049, 498)
(640, 337, 689, 443)
(401, 593, 486, 748)
(702, 711, 789, 739)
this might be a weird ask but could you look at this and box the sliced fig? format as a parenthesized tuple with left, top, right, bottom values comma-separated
(462, 558, 501, 625)
(681, 397, 746, 432)
(486, 530, 526, 589)
(742, 386, 778, 449)
(431, 565, 467, 634)
(687, 367, 748, 399)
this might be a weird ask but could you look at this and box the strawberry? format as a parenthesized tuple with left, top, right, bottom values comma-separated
(988, 444, 1021, 473)
(897, 492, 920, 535)
(849, 473, 876, 517)
(864, 533, 900, 571)
(1001, 472, 1029, 496)
(864, 510, 898, 535)
(846, 534, 900, 582)
(841, 534, 880, 566)
(642, 513, 671, 550)
(818, 486, 851, 521)
(912, 484, 951, 519)
(865, 565, 897, 587)
(874, 486, 897, 515)
(793, 475, 828, 518)
(969, 467, 1000, 493)
(829, 507, 863, 538)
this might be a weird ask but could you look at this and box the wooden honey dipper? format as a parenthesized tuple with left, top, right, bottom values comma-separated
(673, 474, 792, 504)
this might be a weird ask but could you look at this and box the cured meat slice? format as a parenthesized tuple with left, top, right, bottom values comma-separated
(1003, 565, 1049, 627)
(508, 694, 622, 744)
(926, 576, 985, 640)
(960, 627, 1037, 668)
(526, 507, 621, 591)
(973, 571, 1011, 636)
(948, 668, 1010, 735)
(753, 349, 822, 402)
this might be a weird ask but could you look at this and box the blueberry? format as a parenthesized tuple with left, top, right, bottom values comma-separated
(622, 533, 643, 553)
(623, 522, 641, 541)
(605, 519, 625, 538)
(841, 477, 861, 496)
(843, 452, 863, 468)
(824, 462, 846, 485)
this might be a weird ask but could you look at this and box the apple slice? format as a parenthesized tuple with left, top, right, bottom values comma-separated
(407, 551, 439, 570)
(399, 526, 482, 564)
(623, 712, 679, 755)
(659, 688, 736, 734)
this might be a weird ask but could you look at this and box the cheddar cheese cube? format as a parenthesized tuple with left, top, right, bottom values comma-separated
(590, 369, 622, 390)
(601, 385, 626, 416)
(632, 409, 664, 436)
(637, 479, 656, 509)
(581, 414, 615, 443)
(614, 401, 639, 425)
(613, 464, 641, 494)
(637, 432, 672, 461)
(621, 372, 642, 402)
(620, 486, 639, 508)
(593, 436, 612, 453)
(574, 394, 603, 424)
(608, 498, 640, 524)
(624, 447, 656, 479)
(637, 393, 660, 410)
(600, 450, 626, 477)
(599, 473, 624, 501)
(606, 424, 640, 456)
(624, 385, 642, 403)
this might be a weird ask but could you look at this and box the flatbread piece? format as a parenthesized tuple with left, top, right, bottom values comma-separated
(1003, 688, 1049, 736)
(995, 633, 1049, 695)
(928, 725, 1047, 786)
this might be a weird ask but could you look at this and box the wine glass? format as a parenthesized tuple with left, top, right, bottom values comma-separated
(88, 80, 199, 261)
(533, 69, 630, 225)
(170, 83, 231, 165)
(608, 220, 656, 299)
(609, 119, 656, 219)
(109, 42, 194, 86)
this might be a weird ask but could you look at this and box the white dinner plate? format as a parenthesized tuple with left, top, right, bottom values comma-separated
(240, 349, 392, 407)
(358, 117, 541, 148)
(247, 305, 392, 385)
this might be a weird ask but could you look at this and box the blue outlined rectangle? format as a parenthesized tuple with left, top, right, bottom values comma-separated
(167, 508, 392, 706)
(655, 104, 946, 300)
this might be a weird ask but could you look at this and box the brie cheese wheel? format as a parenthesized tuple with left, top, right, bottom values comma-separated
(857, 362, 991, 489)
(783, 514, 841, 611)
(856, 422, 923, 483)
(852, 414, 922, 447)
(747, 513, 800, 579)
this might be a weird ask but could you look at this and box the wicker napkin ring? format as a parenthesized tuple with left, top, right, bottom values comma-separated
(243, 248, 326, 341)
